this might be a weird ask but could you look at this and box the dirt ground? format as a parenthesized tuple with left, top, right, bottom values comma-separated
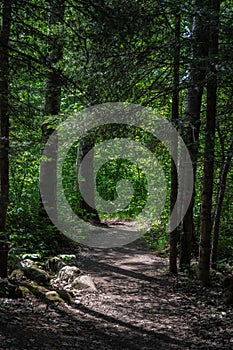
(0, 230, 232, 349)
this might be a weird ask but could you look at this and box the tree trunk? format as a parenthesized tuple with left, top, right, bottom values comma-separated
(179, 0, 209, 271)
(0, 0, 12, 278)
(169, 7, 180, 274)
(199, 0, 220, 286)
(211, 134, 233, 269)
(40, 0, 65, 222)
(76, 133, 102, 225)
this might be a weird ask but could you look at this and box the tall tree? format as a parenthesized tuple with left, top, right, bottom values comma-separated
(211, 133, 233, 269)
(199, 0, 221, 286)
(169, 4, 180, 274)
(76, 134, 103, 226)
(40, 0, 65, 222)
(0, 0, 12, 278)
(179, 0, 209, 270)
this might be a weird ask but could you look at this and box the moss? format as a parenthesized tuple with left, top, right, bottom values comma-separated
(23, 266, 51, 285)
(24, 281, 50, 298)
(10, 269, 25, 279)
(45, 291, 64, 303)
(18, 286, 32, 297)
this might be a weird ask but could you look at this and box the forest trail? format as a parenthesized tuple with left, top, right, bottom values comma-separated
(0, 234, 232, 349)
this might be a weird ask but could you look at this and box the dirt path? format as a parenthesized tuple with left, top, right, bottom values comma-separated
(0, 237, 232, 349)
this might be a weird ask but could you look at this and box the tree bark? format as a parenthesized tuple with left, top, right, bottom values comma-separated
(76, 133, 102, 225)
(180, 0, 210, 270)
(169, 7, 180, 274)
(40, 0, 65, 222)
(0, 0, 12, 278)
(211, 134, 233, 269)
(199, 0, 220, 286)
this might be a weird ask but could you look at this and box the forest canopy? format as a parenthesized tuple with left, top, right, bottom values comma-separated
(0, 0, 232, 287)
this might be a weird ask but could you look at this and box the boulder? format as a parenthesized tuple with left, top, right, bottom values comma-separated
(18, 285, 32, 297)
(71, 275, 97, 291)
(45, 257, 66, 274)
(45, 291, 64, 303)
(16, 259, 35, 269)
(15, 259, 51, 285)
(10, 269, 25, 280)
(56, 266, 81, 283)
(23, 281, 50, 298)
(23, 266, 51, 285)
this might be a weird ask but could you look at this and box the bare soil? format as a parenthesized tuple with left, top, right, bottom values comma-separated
(0, 224, 232, 349)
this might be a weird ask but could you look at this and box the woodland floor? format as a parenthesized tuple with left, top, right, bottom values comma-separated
(0, 222, 233, 349)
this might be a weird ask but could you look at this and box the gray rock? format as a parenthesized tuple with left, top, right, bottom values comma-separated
(71, 275, 97, 291)
(45, 257, 66, 274)
(57, 266, 81, 283)
(16, 259, 35, 269)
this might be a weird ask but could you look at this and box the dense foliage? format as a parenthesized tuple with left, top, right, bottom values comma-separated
(0, 0, 232, 282)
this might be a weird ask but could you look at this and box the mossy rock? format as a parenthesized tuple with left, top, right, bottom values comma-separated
(45, 291, 64, 303)
(24, 281, 51, 298)
(10, 269, 25, 279)
(18, 286, 32, 297)
(22, 266, 51, 285)
(15, 259, 51, 285)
